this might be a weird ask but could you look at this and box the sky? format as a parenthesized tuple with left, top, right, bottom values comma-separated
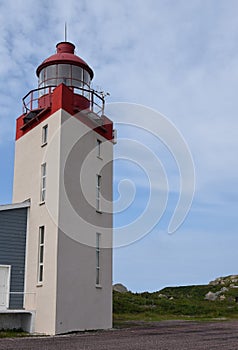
(0, 0, 238, 292)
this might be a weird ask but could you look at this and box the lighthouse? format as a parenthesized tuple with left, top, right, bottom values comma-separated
(10, 42, 114, 334)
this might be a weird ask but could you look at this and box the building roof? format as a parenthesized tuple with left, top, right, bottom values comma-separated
(0, 200, 31, 212)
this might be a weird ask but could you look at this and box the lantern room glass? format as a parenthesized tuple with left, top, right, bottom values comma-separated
(38, 64, 91, 96)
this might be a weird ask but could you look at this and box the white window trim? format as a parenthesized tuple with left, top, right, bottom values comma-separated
(40, 163, 46, 204)
(96, 233, 101, 287)
(37, 226, 45, 285)
(97, 139, 102, 159)
(96, 174, 102, 213)
(42, 124, 48, 147)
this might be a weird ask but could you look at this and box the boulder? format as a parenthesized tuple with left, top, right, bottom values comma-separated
(158, 294, 168, 299)
(113, 283, 128, 293)
(205, 291, 218, 301)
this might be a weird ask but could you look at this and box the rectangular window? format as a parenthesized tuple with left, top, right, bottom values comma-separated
(96, 174, 101, 212)
(42, 124, 48, 145)
(40, 163, 46, 203)
(97, 139, 102, 158)
(38, 226, 45, 284)
(96, 233, 101, 285)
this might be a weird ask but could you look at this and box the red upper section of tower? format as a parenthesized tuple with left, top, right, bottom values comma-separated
(36, 42, 94, 79)
(16, 84, 113, 141)
(15, 41, 114, 143)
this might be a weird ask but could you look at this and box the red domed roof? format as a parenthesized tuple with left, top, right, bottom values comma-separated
(36, 42, 94, 79)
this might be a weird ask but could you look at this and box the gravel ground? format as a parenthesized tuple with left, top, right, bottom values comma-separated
(0, 320, 238, 350)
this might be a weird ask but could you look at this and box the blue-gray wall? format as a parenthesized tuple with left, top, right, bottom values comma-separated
(0, 208, 27, 309)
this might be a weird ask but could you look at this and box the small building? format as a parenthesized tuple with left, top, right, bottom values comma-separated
(0, 41, 115, 335)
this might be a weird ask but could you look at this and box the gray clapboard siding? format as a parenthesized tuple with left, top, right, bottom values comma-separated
(0, 207, 28, 309)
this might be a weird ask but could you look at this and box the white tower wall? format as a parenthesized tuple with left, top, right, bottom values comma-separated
(13, 107, 113, 335)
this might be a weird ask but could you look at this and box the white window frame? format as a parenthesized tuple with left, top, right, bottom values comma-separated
(96, 174, 101, 212)
(42, 124, 48, 146)
(96, 233, 101, 286)
(40, 163, 46, 203)
(38, 226, 45, 284)
(97, 139, 102, 158)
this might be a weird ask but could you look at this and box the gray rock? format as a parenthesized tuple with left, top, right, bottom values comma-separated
(205, 291, 218, 301)
(158, 294, 168, 299)
(209, 275, 238, 287)
(113, 283, 128, 293)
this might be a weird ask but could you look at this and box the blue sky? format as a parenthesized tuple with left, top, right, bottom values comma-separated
(0, 0, 238, 292)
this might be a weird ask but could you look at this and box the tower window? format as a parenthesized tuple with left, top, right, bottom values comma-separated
(40, 163, 47, 203)
(97, 139, 102, 158)
(96, 174, 101, 212)
(96, 233, 101, 286)
(38, 226, 45, 284)
(42, 124, 48, 145)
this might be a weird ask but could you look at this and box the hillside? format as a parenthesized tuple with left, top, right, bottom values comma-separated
(113, 276, 238, 324)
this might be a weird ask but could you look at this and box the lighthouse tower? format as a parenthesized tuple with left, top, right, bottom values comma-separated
(12, 42, 114, 335)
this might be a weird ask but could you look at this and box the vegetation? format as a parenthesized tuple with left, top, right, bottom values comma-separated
(113, 281, 238, 326)
(1, 276, 238, 335)
(0, 329, 29, 338)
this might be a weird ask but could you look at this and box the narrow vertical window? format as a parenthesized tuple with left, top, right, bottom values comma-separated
(97, 139, 102, 158)
(42, 124, 48, 145)
(40, 163, 46, 203)
(96, 233, 101, 285)
(96, 174, 101, 212)
(38, 226, 45, 284)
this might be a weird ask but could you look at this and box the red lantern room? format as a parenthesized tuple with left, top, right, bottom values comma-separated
(16, 42, 114, 141)
(36, 42, 94, 111)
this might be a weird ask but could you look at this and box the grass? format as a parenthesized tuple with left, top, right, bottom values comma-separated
(113, 284, 238, 326)
(0, 329, 29, 338)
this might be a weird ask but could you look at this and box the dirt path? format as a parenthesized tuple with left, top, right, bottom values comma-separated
(0, 320, 238, 350)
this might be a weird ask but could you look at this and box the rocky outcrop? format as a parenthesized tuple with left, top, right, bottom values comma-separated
(209, 275, 238, 286)
(204, 275, 238, 301)
(113, 283, 128, 293)
(205, 287, 228, 301)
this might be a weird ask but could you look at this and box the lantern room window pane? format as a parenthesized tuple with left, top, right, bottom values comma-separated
(72, 79, 83, 88)
(57, 78, 73, 86)
(58, 64, 71, 79)
(83, 70, 90, 86)
(39, 69, 46, 85)
(45, 65, 56, 80)
(47, 78, 57, 86)
(72, 66, 83, 83)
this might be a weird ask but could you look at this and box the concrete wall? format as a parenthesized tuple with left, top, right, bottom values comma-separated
(13, 109, 113, 335)
(0, 311, 34, 332)
(13, 111, 61, 334)
(55, 112, 113, 334)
